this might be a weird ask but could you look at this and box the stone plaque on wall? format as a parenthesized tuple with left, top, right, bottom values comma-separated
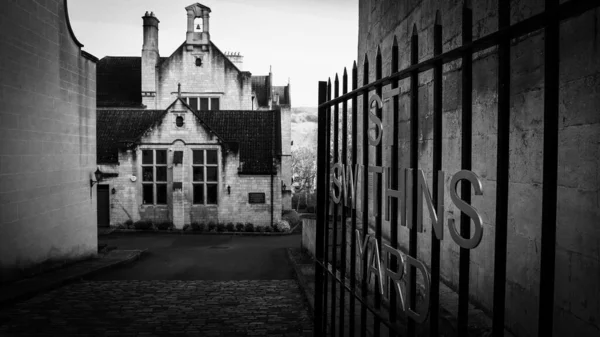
(248, 193, 266, 204)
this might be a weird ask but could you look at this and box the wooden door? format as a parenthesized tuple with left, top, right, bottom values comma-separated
(97, 185, 110, 227)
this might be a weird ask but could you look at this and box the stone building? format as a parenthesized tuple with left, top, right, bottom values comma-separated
(349, 0, 599, 336)
(0, 0, 97, 283)
(95, 3, 292, 228)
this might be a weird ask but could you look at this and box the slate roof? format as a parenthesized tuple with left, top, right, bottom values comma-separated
(193, 110, 282, 174)
(97, 105, 282, 175)
(251, 76, 270, 107)
(97, 109, 166, 163)
(273, 85, 290, 105)
(97, 57, 143, 108)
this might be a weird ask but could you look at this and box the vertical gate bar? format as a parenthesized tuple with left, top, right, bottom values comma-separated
(331, 74, 340, 337)
(324, 78, 332, 335)
(350, 61, 358, 337)
(361, 55, 370, 337)
(430, 11, 443, 337)
(315, 80, 328, 337)
(340, 68, 349, 336)
(538, 0, 559, 335)
(493, 1, 510, 336)
(458, 3, 473, 335)
(408, 25, 419, 337)
(389, 36, 400, 337)
(374, 47, 383, 337)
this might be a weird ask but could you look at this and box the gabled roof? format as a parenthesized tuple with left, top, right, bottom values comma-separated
(273, 85, 290, 105)
(97, 102, 282, 175)
(251, 75, 270, 107)
(97, 56, 142, 108)
(97, 109, 166, 163)
(185, 3, 211, 13)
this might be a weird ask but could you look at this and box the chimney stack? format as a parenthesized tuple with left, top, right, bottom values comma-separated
(142, 11, 160, 108)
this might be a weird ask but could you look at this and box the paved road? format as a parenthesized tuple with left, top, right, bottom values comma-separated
(0, 233, 314, 336)
(90, 234, 302, 280)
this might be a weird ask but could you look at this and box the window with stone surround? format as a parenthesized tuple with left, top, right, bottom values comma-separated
(142, 149, 167, 205)
(184, 97, 220, 111)
(192, 149, 218, 205)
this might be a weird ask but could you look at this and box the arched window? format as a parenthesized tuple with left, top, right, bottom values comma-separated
(194, 18, 203, 32)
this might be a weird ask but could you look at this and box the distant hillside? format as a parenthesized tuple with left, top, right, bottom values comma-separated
(290, 107, 317, 150)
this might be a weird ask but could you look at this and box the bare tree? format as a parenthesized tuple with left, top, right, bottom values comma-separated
(291, 146, 317, 211)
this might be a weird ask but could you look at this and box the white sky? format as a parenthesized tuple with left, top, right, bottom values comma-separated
(69, 0, 359, 108)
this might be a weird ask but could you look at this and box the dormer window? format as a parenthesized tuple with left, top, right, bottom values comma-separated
(194, 18, 203, 32)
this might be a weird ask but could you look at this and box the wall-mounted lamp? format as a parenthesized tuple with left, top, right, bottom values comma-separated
(90, 168, 103, 188)
(111, 188, 116, 194)
(227, 185, 231, 195)
(282, 183, 287, 191)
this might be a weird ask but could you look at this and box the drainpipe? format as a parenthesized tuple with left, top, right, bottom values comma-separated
(270, 125, 274, 228)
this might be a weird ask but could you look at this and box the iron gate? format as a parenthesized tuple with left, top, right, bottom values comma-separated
(313, 1, 600, 336)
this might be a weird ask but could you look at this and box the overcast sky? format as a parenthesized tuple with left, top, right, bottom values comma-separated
(69, 0, 358, 108)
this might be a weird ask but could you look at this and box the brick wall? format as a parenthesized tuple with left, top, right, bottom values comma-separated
(100, 100, 281, 228)
(354, 0, 600, 336)
(0, 0, 97, 283)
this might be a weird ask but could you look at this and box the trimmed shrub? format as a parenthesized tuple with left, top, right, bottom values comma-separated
(226, 222, 235, 232)
(124, 219, 134, 229)
(115, 223, 126, 229)
(264, 226, 273, 232)
(216, 223, 226, 232)
(191, 222, 206, 232)
(244, 222, 254, 232)
(236, 223, 245, 232)
(156, 221, 174, 231)
(133, 220, 153, 230)
(282, 210, 301, 228)
(256, 225, 265, 233)
(274, 220, 291, 232)
(182, 224, 191, 231)
(207, 221, 217, 232)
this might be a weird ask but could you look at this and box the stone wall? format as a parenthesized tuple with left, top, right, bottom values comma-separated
(352, 0, 600, 336)
(0, 0, 97, 283)
(153, 44, 253, 111)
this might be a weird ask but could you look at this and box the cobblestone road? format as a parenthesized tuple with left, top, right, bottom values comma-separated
(0, 280, 313, 336)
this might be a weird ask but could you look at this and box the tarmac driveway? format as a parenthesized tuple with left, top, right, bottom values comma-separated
(91, 233, 301, 280)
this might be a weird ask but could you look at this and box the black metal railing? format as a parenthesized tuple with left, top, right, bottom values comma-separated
(313, 1, 599, 336)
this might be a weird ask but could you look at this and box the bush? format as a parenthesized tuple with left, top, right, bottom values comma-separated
(282, 210, 301, 228)
(264, 226, 272, 232)
(216, 223, 226, 232)
(191, 222, 206, 232)
(207, 221, 217, 232)
(226, 222, 235, 232)
(274, 220, 291, 232)
(244, 222, 254, 232)
(124, 219, 134, 229)
(236, 223, 245, 232)
(133, 220, 153, 230)
(182, 224, 191, 231)
(256, 225, 265, 233)
(156, 221, 174, 231)
(116, 223, 126, 229)
(307, 206, 315, 213)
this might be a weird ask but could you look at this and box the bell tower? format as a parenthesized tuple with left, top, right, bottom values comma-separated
(185, 3, 211, 51)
